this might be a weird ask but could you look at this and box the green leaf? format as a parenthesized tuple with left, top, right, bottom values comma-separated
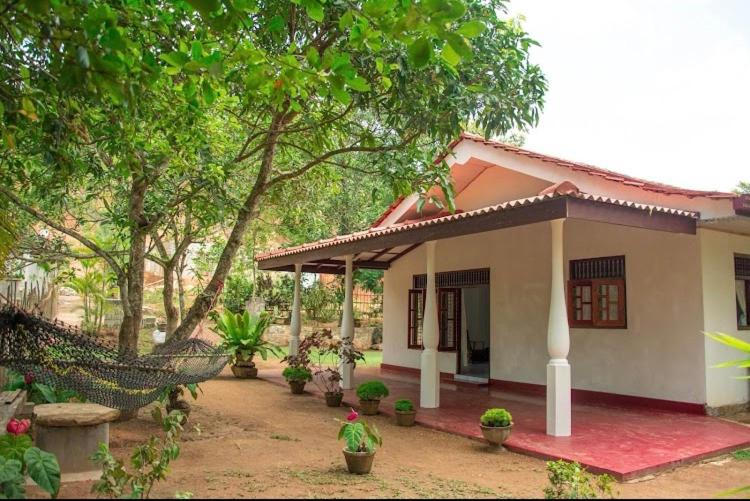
(35, 383, 58, 403)
(446, 33, 472, 61)
(305, 0, 324, 23)
(0, 434, 33, 462)
(456, 20, 486, 38)
(160, 51, 190, 67)
(24, 447, 61, 498)
(191, 41, 203, 60)
(0, 457, 24, 498)
(342, 422, 365, 452)
(186, 0, 221, 17)
(267, 15, 285, 32)
(407, 37, 433, 68)
(346, 76, 371, 92)
(202, 81, 216, 105)
(440, 43, 460, 66)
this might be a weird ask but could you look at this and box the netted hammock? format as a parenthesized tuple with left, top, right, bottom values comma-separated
(0, 305, 230, 411)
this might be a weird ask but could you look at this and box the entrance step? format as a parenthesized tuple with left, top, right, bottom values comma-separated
(453, 374, 489, 385)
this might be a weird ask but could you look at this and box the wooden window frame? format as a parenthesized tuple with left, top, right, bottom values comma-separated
(437, 288, 460, 352)
(407, 289, 425, 349)
(567, 256, 627, 329)
(737, 255, 750, 331)
(406, 287, 461, 350)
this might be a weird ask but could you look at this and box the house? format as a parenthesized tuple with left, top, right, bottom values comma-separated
(257, 133, 750, 437)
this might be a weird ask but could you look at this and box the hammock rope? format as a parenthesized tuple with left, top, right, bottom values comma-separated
(0, 305, 229, 411)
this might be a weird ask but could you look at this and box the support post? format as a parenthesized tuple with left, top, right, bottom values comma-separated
(420, 241, 440, 408)
(546, 219, 571, 437)
(289, 263, 302, 356)
(340, 255, 354, 389)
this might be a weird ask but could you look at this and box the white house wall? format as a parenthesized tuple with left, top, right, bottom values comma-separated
(700, 228, 750, 408)
(383, 220, 708, 404)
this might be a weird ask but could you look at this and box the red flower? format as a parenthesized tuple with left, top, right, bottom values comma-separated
(346, 408, 358, 422)
(6, 418, 30, 436)
(24, 372, 34, 385)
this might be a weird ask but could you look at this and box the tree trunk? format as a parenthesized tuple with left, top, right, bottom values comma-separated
(162, 262, 179, 337)
(171, 116, 285, 340)
(177, 256, 187, 320)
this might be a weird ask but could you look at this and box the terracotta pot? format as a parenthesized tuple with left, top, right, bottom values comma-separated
(231, 364, 258, 379)
(480, 423, 513, 446)
(359, 399, 380, 416)
(325, 392, 344, 407)
(288, 380, 307, 394)
(395, 410, 416, 427)
(343, 449, 375, 474)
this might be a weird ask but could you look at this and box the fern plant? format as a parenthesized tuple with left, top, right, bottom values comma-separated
(210, 310, 279, 365)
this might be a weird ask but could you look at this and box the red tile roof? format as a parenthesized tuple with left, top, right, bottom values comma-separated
(257, 189, 698, 262)
(370, 133, 736, 229)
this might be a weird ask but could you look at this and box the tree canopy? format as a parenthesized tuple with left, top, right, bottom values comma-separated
(1, 0, 546, 351)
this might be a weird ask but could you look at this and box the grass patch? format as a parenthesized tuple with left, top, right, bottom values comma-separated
(270, 346, 383, 366)
(733, 449, 750, 460)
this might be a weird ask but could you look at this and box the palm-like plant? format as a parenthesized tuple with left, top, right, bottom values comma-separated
(705, 332, 750, 376)
(211, 310, 279, 366)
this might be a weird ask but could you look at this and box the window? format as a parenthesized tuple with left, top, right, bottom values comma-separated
(568, 256, 627, 328)
(406, 287, 461, 351)
(737, 255, 750, 330)
(438, 288, 460, 351)
(407, 289, 425, 349)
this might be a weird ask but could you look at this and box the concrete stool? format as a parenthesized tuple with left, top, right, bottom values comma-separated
(33, 403, 120, 482)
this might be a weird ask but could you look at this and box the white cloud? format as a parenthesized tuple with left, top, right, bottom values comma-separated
(506, 0, 750, 191)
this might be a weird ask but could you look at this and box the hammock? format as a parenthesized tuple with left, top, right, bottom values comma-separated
(0, 305, 229, 411)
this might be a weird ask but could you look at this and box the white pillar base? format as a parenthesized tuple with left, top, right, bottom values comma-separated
(420, 348, 440, 408)
(546, 359, 571, 437)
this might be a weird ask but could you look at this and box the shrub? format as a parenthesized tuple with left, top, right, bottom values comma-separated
(0, 425, 61, 498)
(356, 380, 389, 401)
(222, 275, 254, 314)
(480, 408, 512, 427)
(282, 366, 312, 382)
(543, 460, 615, 499)
(338, 409, 382, 453)
(394, 399, 414, 412)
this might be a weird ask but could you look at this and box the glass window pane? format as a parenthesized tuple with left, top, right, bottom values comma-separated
(609, 304, 619, 321)
(582, 304, 592, 320)
(738, 280, 748, 327)
(582, 286, 591, 302)
(609, 285, 618, 301)
(599, 284, 607, 296)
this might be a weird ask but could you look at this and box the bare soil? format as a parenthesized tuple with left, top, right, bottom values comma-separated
(32, 365, 750, 499)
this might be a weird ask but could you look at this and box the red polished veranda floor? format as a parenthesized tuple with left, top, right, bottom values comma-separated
(261, 365, 750, 480)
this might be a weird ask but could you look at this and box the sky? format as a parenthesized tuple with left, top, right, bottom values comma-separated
(505, 0, 750, 192)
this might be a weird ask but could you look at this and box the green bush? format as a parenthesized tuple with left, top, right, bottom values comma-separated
(394, 399, 414, 412)
(480, 408, 512, 427)
(356, 380, 389, 401)
(282, 366, 312, 382)
(543, 460, 615, 499)
(222, 274, 254, 314)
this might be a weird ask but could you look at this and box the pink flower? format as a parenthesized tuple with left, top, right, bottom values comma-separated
(6, 418, 30, 436)
(24, 372, 34, 386)
(346, 408, 358, 421)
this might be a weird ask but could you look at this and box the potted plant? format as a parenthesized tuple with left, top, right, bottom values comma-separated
(338, 408, 382, 474)
(394, 399, 417, 426)
(211, 310, 279, 379)
(308, 330, 365, 407)
(282, 366, 313, 394)
(356, 380, 389, 415)
(479, 408, 513, 446)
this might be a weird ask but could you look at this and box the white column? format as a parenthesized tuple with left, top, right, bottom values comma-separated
(546, 219, 571, 437)
(339, 255, 355, 390)
(420, 241, 440, 408)
(289, 263, 302, 356)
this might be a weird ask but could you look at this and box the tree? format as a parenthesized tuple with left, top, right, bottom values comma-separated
(738, 182, 749, 194)
(1, 0, 547, 351)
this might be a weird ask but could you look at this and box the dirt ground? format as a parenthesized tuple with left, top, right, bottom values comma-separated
(32, 364, 749, 500)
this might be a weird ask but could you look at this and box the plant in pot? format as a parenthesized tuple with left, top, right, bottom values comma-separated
(211, 309, 279, 379)
(282, 366, 313, 394)
(356, 380, 389, 415)
(394, 399, 417, 426)
(308, 330, 365, 407)
(157, 383, 200, 425)
(338, 408, 382, 475)
(479, 408, 513, 447)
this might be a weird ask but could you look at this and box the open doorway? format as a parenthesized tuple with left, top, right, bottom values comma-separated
(457, 285, 490, 381)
